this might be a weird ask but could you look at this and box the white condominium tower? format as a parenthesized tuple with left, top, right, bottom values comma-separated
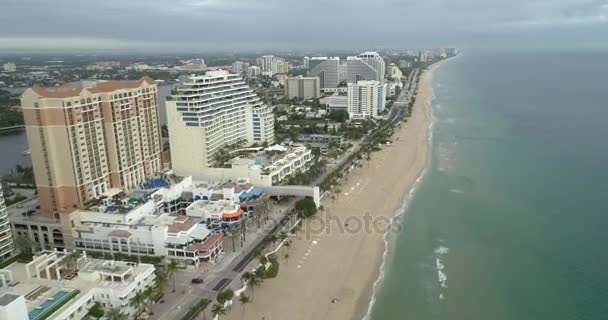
(308, 57, 340, 89)
(346, 52, 386, 83)
(0, 185, 14, 260)
(166, 70, 274, 178)
(347, 80, 387, 120)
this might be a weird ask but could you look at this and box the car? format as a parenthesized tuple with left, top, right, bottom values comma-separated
(191, 278, 204, 284)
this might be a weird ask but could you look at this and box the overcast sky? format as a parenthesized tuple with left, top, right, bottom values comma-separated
(1, 0, 608, 52)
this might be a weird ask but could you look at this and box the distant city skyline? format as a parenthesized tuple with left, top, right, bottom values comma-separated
(1, 0, 608, 52)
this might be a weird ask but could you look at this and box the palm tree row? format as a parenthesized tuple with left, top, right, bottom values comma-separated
(129, 262, 175, 318)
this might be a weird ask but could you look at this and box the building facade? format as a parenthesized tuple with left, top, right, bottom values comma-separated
(284, 77, 321, 99)
(0, 251, 156, 320)
(231, 61, 244, 74)
(2, 63, 16, 73)
(272, 58, 289, 75)
(308, 57, 340, 89)
(0, 186, 13, 261)
(347, 80, 387, 120)
(346, 52, 386, 83)
(20, 78, 163, 217)
(166, 70, 274, 178)
(389, 63, 403, 79)
(247, 66, 261, 78)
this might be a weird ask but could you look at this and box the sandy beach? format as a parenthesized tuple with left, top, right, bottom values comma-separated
(225, 69, 435, 320)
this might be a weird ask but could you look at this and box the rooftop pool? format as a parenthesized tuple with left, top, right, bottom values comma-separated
(29, 290, 73, 320)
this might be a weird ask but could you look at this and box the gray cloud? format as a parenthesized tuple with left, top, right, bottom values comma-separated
(1, 0, 607, 52)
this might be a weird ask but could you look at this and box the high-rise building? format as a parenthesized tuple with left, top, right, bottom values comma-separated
(3, 63, 16, 72)
(346, 52, 386, 83)
(257, 55, 275, 75)
(308, 57, 340, 89)
(247, 66, 261, 78)
(231, 61, 244, 74)
(285, 77, 321, 99)
(0, 185, 14, 260)
(388, 63, 403, 79)
(347, 80, 386, 120)
(273, 58, 289, 74)
(166, 70, 274, 178)
(303, 56, 310, 69)
(20, 78, 163, 217)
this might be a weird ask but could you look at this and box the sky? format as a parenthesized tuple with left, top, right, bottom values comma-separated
(1, 0, 608, 52)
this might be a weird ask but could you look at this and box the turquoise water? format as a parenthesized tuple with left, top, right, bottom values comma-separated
(29, 290, 71, 320)
(370, 51, 608, 320)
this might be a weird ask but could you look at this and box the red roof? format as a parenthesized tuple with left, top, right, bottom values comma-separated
(186, 234, 223, 253)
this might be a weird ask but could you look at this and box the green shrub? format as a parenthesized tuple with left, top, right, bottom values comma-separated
(216, 289, 234, 304)
(87, 302, 104, 319)
(180, 298, 210, 320)
(0, 255, 17, 269)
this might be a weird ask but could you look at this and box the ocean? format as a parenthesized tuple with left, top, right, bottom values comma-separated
(370, 51, 608, 320)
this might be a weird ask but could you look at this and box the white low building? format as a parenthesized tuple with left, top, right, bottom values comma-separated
(0, 250, 155, 320)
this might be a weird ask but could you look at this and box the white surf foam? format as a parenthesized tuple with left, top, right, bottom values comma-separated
(363, 62, 445, 320)
(436, 258, 445, 270)
(434, 246, 449, 255)
(450, 189, 464, 194)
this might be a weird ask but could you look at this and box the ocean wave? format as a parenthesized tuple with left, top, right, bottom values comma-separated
(364, 59, 454, 320)
(436, 258, 445, 270)
(434, 246, 449, 255)
(363, 68, 439, 320)
(450, 189, 464, 194)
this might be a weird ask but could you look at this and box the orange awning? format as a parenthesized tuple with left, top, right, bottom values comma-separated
(223, 208, 244, 219)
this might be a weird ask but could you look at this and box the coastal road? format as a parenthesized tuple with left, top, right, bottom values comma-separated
(151, 201, 299, 320)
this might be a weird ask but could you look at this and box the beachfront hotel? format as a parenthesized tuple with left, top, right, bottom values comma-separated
(0, 186, 14, 262)
(0, 250, 155, 320)
(20, 78, 163, 218)
(9, 176, 277, 262)
(347, 80, 387, 120)
(166, 70, 275, 179)
(346, 52, 386, 84)
(307, 57, 341, 89)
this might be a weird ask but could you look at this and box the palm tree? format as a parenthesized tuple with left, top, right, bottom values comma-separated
(14, 235, 33, 260)
(105, 307, 127, 320)
(239, 294, 250, 319)
(227, 228, 237, 252)
(254, 266, 266, 283)
(283, 252, 290, 264)
(246, 274, 260, 299)
(129, 290, 146, 317)
(143, 285, 156, 315)
(278, 231, 288, 244)
(255, 250, 268, 265)
(154, 271, 168, 295)
(211, 304, 226, 319)
(167, 260, 179, 292)
(239, 220, 247, 245)
(66, 250, 80, 271)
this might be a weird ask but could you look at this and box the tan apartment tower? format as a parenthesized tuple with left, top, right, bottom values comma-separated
(21, 77, 163, 217)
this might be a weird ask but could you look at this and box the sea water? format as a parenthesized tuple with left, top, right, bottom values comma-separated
(370, 50, 608, 320)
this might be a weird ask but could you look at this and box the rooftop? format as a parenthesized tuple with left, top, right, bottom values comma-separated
(28, 77, 155, 98)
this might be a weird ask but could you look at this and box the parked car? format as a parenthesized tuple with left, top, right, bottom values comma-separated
(191, 278, 204, 284)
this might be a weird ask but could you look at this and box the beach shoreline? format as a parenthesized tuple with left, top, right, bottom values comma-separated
(361, 61, 446, 320)
(225, 67, 437, 320)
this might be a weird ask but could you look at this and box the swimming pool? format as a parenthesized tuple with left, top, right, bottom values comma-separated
(29, 290, 72, 320)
